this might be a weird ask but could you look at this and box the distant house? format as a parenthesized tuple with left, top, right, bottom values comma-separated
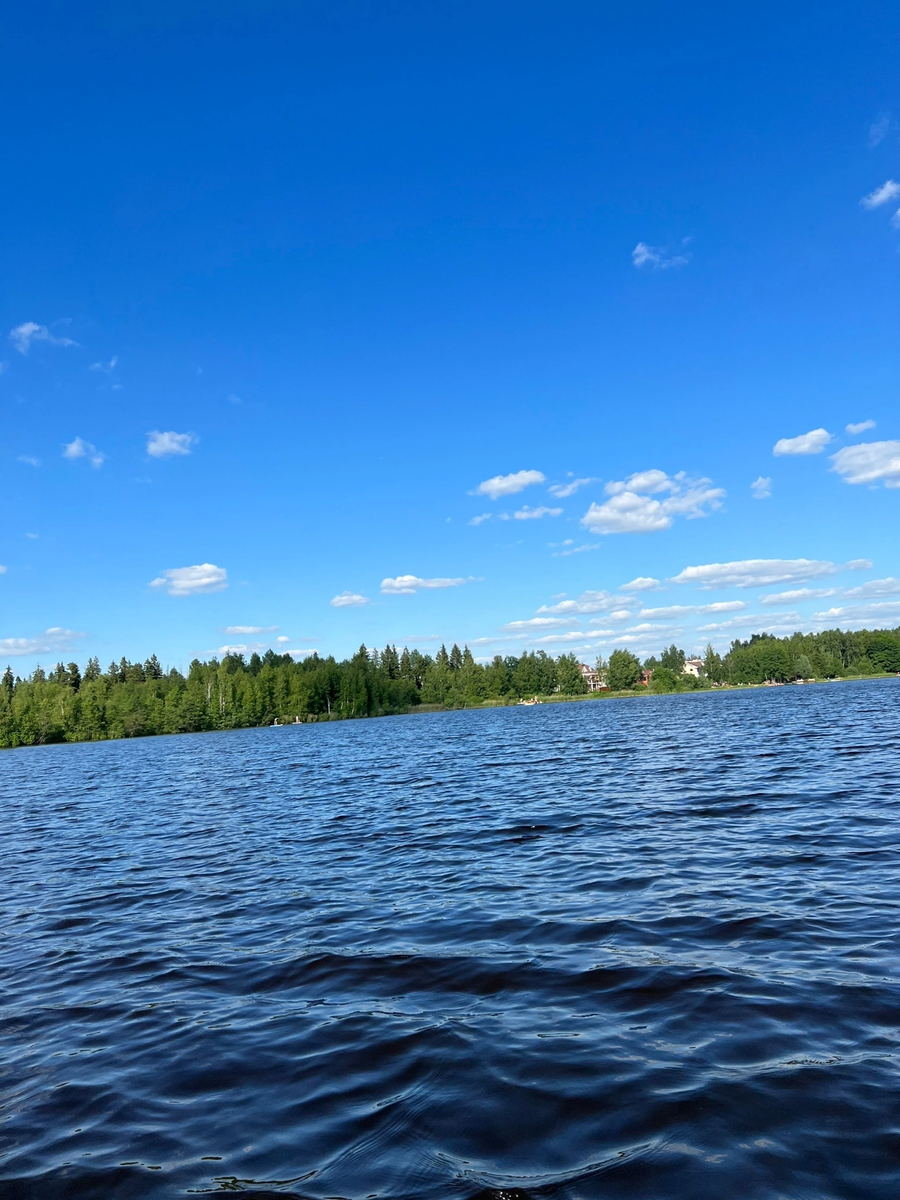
(683, 657, 704, 678)
(578, 663, 608, 691)
(639, 669, 652, 687)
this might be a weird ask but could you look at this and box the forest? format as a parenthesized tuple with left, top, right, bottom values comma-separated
(1, 625, 899, 748)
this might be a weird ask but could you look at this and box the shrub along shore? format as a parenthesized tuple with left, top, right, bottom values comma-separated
(1, 626, 899, 749)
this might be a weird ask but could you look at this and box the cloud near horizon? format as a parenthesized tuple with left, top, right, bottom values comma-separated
(0, 627, 85, 657)
(380, 575, 470, 595)
(669, 557, 869, 589)
(147, 430, 196, 458)
(9, 321, 78, 354)
(224, 625, 279, 634)
(150, 563, 228, 596)
(472, 470, 545, 500)
(513, 505, 562, 520)
(773, 428, 832, 456)
(581, 469, 724, 535)
(831, 441, 900, 488)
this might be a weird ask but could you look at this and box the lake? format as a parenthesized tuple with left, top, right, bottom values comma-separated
(3, 680, 899, 1199)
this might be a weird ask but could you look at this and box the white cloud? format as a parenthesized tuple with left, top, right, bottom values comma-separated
(632, 241, 691, 270)
(620, 576, 661, 592)
(330, 591, 370, 607)
(90, 356, 118, 374)
(638, 601, 747, 619)
(538, 590, 623, 615)
(0, 564, 6, 574)
(698, 612, 802, 633)
(472, 470, 545, 500)
(468, 513, 492, 526)
(759, 587, 837, 605)
(502, 617, 579, 630)
(671, 558, 840, 589)
(553, 542, 599, 557)
(868, 115, 891, 147)
(589, 609, 633, 622)
(18, 455, 40, 467)
(63, 437, 105, 468)
(548, 477, 595, 498)
(224, 625, 279, 634)
(276, 636, 290, 643)
(218, 643, 265, 656)
(773, 428, 832, 456)
(751, 476, 771, 500)
(147, 430, 195, 458)
(380, 575, 470, 595)
(582, 470, 724, 535)
(846, 420, 876, 435)
(860, 180, 900, 209)
(9, 322, 78, 354)
(513, 505, 563, 520)
(813, 600, 900, 626)
(831, 440, 900, 488)
(842, 577, 900, 600)
(0, 627, 85, 657)
(150, 563, 228, 596)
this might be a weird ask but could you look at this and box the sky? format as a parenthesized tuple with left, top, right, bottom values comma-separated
(2, 1, 899, 671)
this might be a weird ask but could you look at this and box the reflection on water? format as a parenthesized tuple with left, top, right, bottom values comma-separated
(2, 680, 900, 1199)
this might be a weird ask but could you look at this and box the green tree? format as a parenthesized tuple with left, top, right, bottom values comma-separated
(607, 649, 641, 691)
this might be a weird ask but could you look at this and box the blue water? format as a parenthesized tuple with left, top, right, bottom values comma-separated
(2, 681, 900, 1199)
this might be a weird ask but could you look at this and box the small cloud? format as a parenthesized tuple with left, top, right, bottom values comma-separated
(502, 617, 579, 631)
(548, 477, 595, 498)
(150, 563, 228, 596)
(637, 601, 746, 619)
(513, 505, 563, 520)
(845, 419, 876, 435)
(538, 590, 623, 615)
(25, 532, 38, 539)
(812, 600, 900, 627)
(0, 564, 6, 574)
(9, 321, 78, 355)
(860, 180, 900, 209)
(224, 625, 279, 634)
(18, 455, 40, 467)
(843, 577, 900, 600)
(227, 393, 241, 405)
(868, 114, 891, 147)
(831, 440, 900, 488)
(0, 627, 85, 656)
(89, 356, 118, 375)
(582, 469, 724, 535)
(147, 430, 195, 458)
(381, 575, 471, 595)
(670, 558, 839, 589)
(759, 587, 837, 605)
(63, 437, 105, 468)
(773, 428, 832, 456)
(468, 513, 492, 526)
(472, 469, 545, 500)
(553, 542, 599, 557)
(276, 636, 290, 644)
(751, 476, 772, 500)
(632, 241, 691, 270)
(620, 576, 661, 592)
(330, 591, 370, 607)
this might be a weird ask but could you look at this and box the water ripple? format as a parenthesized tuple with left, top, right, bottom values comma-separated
(2, 681, 900, 1198)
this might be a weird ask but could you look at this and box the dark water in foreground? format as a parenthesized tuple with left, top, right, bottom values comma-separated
(3, 682, 900, 1200)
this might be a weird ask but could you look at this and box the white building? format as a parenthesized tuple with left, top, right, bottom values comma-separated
(578, 662, 606, 691)
(683, 657, 704, 678)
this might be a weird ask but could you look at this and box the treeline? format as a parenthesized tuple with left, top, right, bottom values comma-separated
(1, 626, 898, 749)
(0, 645, 589, 748)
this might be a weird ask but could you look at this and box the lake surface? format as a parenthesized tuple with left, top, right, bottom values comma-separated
(3, 681, 900, 1199)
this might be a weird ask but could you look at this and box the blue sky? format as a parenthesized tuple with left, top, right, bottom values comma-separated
(2, 1, 899, 670)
